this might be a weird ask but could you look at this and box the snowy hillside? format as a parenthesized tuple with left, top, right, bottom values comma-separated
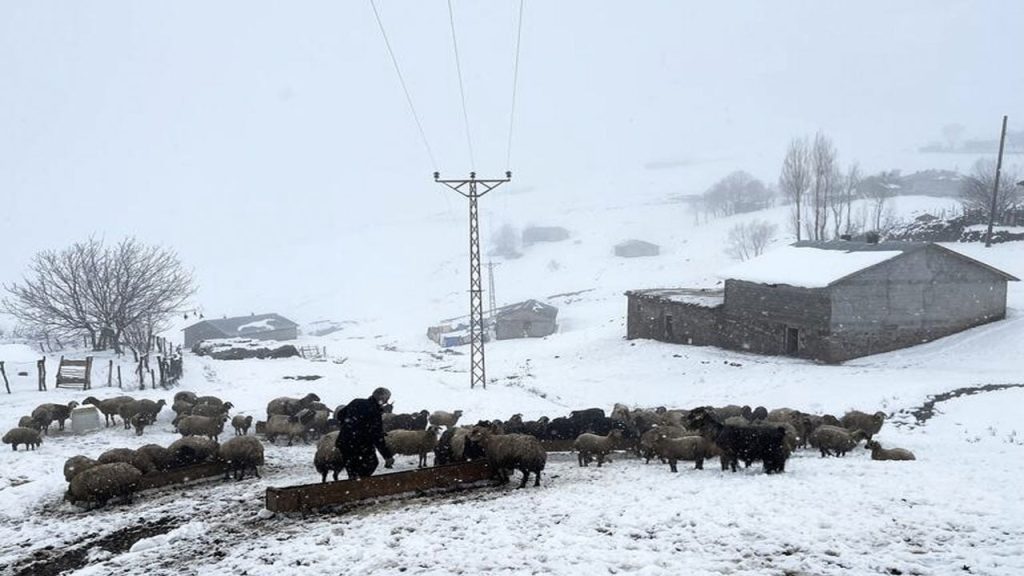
(1, 194, 1023, 576)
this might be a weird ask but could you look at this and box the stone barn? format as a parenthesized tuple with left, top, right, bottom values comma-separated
(626, 241, 1018, 363)
(522, 226, 570, 246)
(494, 300, 559, 340)
(614, 239, 660, 258)
(184, 313, 299, 349)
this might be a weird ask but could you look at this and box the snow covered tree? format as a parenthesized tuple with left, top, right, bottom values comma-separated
(725, 220, 778, 261)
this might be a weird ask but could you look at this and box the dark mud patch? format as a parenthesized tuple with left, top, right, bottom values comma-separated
(12, 516, 178, 576)
(895, 383, 1024, 428)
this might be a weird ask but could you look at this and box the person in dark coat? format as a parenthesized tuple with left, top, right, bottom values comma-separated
(334, 387, 395, 479)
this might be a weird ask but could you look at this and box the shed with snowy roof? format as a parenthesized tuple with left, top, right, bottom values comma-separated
(614, 239, 661, 258)
(184, 313, 299, 349)
(626, 241, 1018, 363)
(494, 299, 559, 340)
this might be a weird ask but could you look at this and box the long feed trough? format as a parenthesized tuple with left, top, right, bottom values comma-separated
(265, 459, 493, 513)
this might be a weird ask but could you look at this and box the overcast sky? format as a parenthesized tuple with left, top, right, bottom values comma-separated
(1, 1, 1022, 321)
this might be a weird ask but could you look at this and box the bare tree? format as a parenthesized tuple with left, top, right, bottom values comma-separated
(703, 171, 773, 218)
(3, 237, 195, 353)
(725, 220, 778, 261)
(779, 138, 811, 240)
(809, 132, 839, 241)
(859, 170, 901, 232)
(830, 162, 861, 238)
(959, 159, 1023, 222)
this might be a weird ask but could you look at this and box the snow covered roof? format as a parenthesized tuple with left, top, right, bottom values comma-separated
(719, 241, 1019, 288)
(495, 299, 558, 319)
(626, 288, 724, 308)
(185, 313, 298, 336)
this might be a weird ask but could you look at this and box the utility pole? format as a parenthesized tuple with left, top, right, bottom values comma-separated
(435, 171, 511, 389)
(487, 260, 500, 339)
(985, 115, 1008, 248)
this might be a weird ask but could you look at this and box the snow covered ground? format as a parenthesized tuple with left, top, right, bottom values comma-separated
(1, 194, 1022, 575)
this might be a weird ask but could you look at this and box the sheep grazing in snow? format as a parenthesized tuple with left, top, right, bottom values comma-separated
(194, 395, 227, 407)
(686, 406, 789, 474)
(172, 399, 195, 416)
(314, 431, 346, 482)
(130, 414, 150, 436)
(83, 396, 135, 427)
(381, 410, 430, 432)
(31, 401, 79, 433)
(67, 462, 142, 507)
(232, 415, 254, 436)
(136, 444, 172, 472)
(97, 447, 155, 474)
(865, 440, 916, 461)
(434, 427, 483, 465)
(174, 391, 198, 405)
(64, 455, 98, 482)
(840, 410, 886, 440)
(469, 425, 546, 488)
(219, 436, 264, 480)
(265, 409, 316, 446)
(167, 437, 220, 468)
(573, 429, 623, 467)
(177, 415, 228, 440)
(18, 416, 39, 430)
(3, 427, 43, 451)
(266, 393, 322, 419)
(191, 402, 234, 418)
(386, 426, 441, 468)
(808, 425, 866, 457)
(428, 410, 463, 429)
(135, 399, 166, 424)
(520, 417, 549, 439)
(639, 426, 694, 464)
(653, 434, 718, 472)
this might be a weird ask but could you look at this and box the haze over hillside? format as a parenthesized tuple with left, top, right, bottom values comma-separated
(1, 1, 1022, 328)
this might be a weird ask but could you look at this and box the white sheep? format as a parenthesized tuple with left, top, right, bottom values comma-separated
(314, 431, 346, 482)
(469, 426, 546, 488)
(265, 410, 315, 446)
(653, 434, 717, 472)
(219, 436, 265, 480)
(232, 415, 254, 436)
(573, 429, 622, 467)
(176, 415, 228, 440)
(428, 410, 464, 429)
(808, 424, 865, 457)
(865, 440, 916, 461)
(67, 462, 142, 507)
(386, 426, 440, 468)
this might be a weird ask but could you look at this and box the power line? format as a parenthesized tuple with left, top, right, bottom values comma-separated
(447, 0, 476, 170)
(505, 0, 525, 171)
(368, 0, 438, 171)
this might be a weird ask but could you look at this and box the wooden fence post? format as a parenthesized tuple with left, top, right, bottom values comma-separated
(108, 359, 113, 387)
(37, 358, 46, 391)
(84, 356, 93, 390)
(1, 362, 9, 394)
(149, 368, 156, 388)
(117, 365, 122, 388)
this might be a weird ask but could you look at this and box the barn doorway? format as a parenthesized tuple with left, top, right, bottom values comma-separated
(665, 315, 675, 340)
(784, 327, 799, 355)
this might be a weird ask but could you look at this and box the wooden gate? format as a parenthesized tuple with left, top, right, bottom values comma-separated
(55, 356, 93, 390)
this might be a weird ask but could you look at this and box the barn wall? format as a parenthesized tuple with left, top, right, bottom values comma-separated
(625, 295, 721, 346)
(825, 246, 1009, 361)
(245, 327, 298, 343)
(184, 324, 228, 349)
(721, 280, 831, 359)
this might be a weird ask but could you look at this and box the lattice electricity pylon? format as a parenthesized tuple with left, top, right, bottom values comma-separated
(435, 171, 511, 389)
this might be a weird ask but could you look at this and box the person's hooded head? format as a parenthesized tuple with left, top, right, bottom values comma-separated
(371, 387, 392, 408)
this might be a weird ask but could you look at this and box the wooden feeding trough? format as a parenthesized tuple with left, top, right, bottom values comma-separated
(265, 460, 493, 513)
(137, 461, 233, 491)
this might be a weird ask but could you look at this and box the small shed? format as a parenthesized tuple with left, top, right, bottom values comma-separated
(184, 313, 299, 349)
(614, 239, 660, 258)
(494, 300, 559, 340)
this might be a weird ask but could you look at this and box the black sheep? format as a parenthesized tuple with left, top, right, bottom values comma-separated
(686, 406, 789, 474)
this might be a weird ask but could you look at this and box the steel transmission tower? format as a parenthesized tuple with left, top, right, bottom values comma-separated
(435, 171, 511, 389)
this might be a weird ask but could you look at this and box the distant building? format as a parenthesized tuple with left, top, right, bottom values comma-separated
(614, 239, 660, 258)
(522, 226, 570, 245)
(184, 313, 299, 349)
(495, 299, 559, 340)
(626, 241, 1018, 363)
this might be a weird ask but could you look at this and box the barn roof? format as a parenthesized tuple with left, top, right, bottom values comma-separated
(719, 241, 1018, 288)
(615, 239, 660, 249)
(495, 299, 558, 319)
(185, 313, 298, 336)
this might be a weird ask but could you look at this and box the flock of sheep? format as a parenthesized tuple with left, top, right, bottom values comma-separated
(2, 390, 916, 507)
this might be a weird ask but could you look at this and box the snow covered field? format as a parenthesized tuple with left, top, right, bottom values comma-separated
(1, 194, 1023, 576)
